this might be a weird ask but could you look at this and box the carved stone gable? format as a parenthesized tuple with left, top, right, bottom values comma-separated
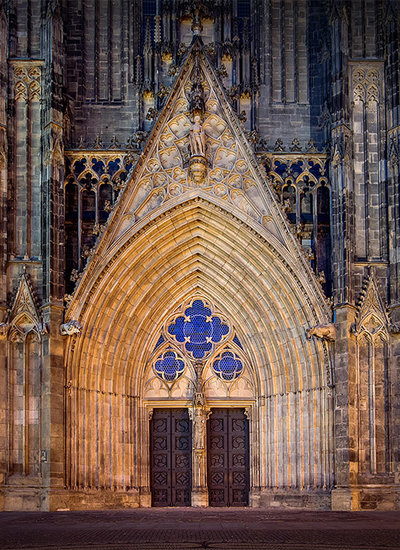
(7, 272, 43, 336)
(65, 39, 329, 320)
(102, 39, 292, 246)
(354, 270, 388, 338)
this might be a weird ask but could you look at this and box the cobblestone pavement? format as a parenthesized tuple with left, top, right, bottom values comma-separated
(0, 508, 400, 550)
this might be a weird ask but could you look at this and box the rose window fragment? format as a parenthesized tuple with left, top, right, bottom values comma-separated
(167, 299, 229, 359)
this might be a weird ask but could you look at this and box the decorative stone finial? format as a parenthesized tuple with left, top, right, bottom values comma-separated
(189, 55, 205, 115)
(191, 4, 203, 35)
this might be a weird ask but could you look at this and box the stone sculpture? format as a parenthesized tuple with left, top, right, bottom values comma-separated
(60, 320, 82, 336)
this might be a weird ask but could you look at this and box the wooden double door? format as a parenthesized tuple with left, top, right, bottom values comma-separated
(150, 408, 249, 507)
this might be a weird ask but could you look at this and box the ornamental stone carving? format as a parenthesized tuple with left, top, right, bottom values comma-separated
(0, 323, 8, 340)
(60, 320, 82, 335)
(0, 127, 7, 169)
(306, 323, 336, 342)
(12, 62, 42, 103)
(351, 63, 382, 106)
(103, 48, 281, 232)
(44, 125, 64, 168)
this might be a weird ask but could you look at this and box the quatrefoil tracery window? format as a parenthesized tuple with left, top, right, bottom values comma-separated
(151, 298, 245, 385)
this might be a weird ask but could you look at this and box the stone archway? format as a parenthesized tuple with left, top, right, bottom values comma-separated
(63, 197, 334, 510)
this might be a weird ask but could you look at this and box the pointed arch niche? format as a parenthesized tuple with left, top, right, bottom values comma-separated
(64, 197, 334, 509)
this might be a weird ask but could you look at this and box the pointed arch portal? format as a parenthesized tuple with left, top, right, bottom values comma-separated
(64, 196, 334, 508)
(62, 39, 334, 509)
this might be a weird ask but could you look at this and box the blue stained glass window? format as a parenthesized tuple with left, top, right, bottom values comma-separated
(106, 159, 121, 176)
(153, 334, 165, 351)
(73, 158, 87, 176)
(154, 349, 185, 382)
(167, 299, 229, 359)
(213, 350, 244, 382)
(274, 160, 287, 177)
(233, 334, 244, 349)
(92, 158, 105, 176)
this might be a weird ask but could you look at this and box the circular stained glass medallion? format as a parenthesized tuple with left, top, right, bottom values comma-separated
(154, 349, 185, 382)
(212, 350, 244, 382)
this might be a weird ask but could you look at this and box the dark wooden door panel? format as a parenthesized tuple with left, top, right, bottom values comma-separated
(207, 408, 249, 507)
(171, 414, 192, 506)
(150, 409, 192, 507)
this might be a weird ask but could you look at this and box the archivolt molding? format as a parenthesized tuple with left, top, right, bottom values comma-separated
(68, 196, 330, 325)
(65, 198, 332, 401)
(63, 41, 333, 405)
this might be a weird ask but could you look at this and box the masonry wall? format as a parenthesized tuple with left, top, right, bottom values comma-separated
(0, 0, 399, 511)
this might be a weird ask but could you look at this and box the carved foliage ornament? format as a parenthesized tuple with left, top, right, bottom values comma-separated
(352, 65, 380, 106)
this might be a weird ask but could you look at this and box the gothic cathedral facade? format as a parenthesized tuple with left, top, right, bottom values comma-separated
(0, 0, 400, 511)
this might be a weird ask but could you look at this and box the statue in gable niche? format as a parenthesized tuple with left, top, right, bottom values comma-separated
(190, 114, 205, 157)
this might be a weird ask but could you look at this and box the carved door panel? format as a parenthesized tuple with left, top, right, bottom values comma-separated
(150, 408, 192, 507)
(207, 408, 249, 507)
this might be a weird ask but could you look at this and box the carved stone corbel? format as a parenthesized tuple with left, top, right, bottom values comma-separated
(306, 323, 336, 342)
(60, 320, 82, 336)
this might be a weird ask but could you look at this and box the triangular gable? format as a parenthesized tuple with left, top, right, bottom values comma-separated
(67, 38, 327, 313)
(8, 271, 42, 334)
(355, 269, 389, 336)
(101, 38, 296, 248)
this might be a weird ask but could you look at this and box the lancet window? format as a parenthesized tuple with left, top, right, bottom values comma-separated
(268, 156, 332, 295)
(63, 153, 134, 293)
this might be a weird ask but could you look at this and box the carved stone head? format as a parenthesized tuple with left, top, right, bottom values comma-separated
(189, 156, 207, 186)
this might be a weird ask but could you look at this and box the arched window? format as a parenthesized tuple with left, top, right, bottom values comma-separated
(98, 182, 113, 224)
(81, 188, 96, 254)
(65, 181, 79, 290)
(300, 187, 313, 223)
(152, 299, 246, 386)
